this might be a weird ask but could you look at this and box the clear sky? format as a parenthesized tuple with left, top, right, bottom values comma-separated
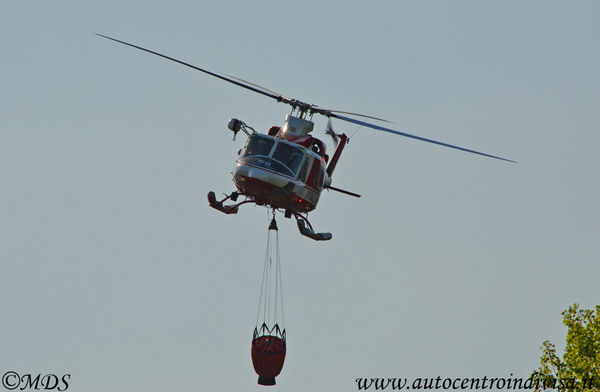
(1, 1, 599, 391)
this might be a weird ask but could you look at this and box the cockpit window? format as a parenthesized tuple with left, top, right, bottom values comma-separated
(272, 142, 304, 176)
(298, 158, 310, 181)
(319, 167, 326, 188)
(242, 135, 275, 157)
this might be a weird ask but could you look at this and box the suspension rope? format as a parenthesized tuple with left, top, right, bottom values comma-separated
(274, 227, 279, 323)
(255, 212, 285, 333)
(276, 227, 285, 329)
(256, 226, 270, 327)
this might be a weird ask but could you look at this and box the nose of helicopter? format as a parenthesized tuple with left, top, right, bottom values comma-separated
(233, 160, 295, 194)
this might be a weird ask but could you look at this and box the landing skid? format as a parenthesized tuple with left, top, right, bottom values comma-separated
(207, 191, 252, 214)
(207, 191, 332, 241)
(293, 213, 332, 241)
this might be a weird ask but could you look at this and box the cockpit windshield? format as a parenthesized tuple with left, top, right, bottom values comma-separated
(272, 142, 304, 176)
(242, 135, 275, 157)
(238, 135, 307, 178)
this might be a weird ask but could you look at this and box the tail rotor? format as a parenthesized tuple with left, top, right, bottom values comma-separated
(325, 118, 339, 147)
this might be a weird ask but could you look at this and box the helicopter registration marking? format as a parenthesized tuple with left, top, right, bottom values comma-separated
(256, 159, 272, 168)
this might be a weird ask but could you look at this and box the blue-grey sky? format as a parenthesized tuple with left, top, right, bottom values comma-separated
(1, 1, 599, 391)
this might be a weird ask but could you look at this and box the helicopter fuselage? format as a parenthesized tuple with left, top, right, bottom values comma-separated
(233, 132, 329, 213)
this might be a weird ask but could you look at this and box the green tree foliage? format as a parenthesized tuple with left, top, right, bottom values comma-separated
(533, 304, 600, 391)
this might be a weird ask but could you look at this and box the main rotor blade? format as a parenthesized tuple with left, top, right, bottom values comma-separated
(331, 113, 515, 163)
(325, 110, 392, 123)
(97, 34, 513, 163)
(96, 34, 283, 103)
(224, 74, 290, 101)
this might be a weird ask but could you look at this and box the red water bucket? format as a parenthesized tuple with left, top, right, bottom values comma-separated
(251, 335, 286, 385)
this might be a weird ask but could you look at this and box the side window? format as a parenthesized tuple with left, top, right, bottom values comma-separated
(305, 158, 321, 189)
(318, 167, 326, 188)
(298, 157, 310, 181)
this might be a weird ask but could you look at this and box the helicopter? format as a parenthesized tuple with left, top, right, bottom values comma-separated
(97, 34, 514, 241)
